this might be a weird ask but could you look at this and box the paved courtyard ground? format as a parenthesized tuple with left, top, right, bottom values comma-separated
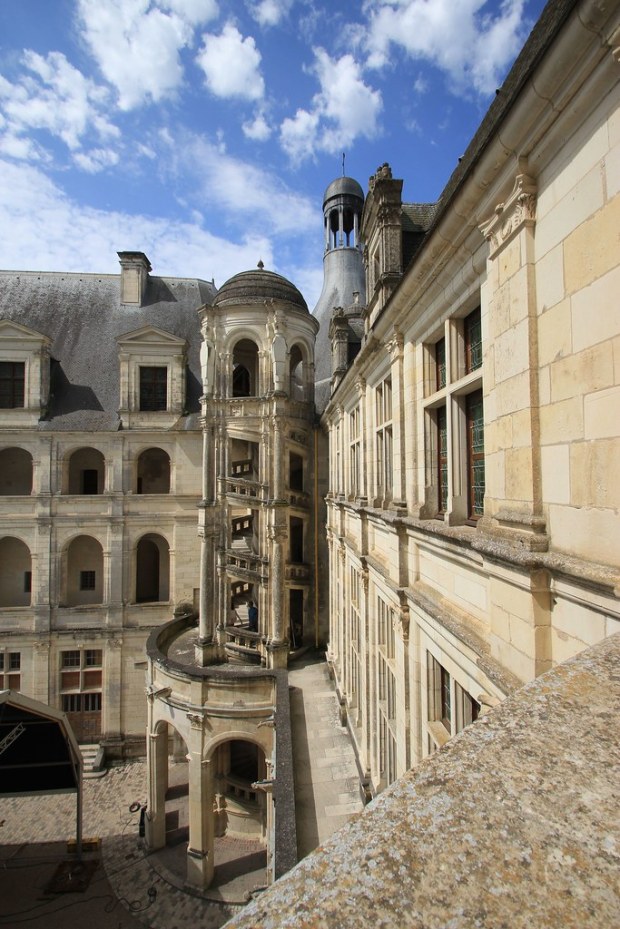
(0, 653, 363, 929)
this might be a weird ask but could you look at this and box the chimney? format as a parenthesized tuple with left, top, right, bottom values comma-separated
(118, 251, 152, 306)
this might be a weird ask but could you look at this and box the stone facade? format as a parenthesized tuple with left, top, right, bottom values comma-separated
(0, 258, 213, 757)
(324, 0, 620, 797)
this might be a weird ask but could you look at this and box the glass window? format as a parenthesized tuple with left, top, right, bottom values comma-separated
(466, 390, 485, 519)
(464, 307, 482, 374)
(435, 338, 446, 390)
(62, 651, 81, 668)
(437, 406, 448, 514)
(80, 570, 96, 591)
(139, 366, 167, 411)
(0, 361, 25, 408)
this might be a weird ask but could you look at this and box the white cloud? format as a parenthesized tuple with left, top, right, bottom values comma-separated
(249, 0, 294, 27)
(0, 50, 120, 170)
(280, 49, 382, 163)
(242, 112, 272, 141)
(165, 130, 318, 235)
(76, 0, 218, 110)
(0, 158, 272, 285)
(196, 23, 265, 101)
(364, 0, 527, 96)
(73, 147, 120, 173)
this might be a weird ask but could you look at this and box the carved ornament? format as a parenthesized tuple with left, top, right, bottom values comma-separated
(479, 170, 537, 257)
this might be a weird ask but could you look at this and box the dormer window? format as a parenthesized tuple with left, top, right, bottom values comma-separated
(139, 366, 167, 411)
(0, 320, 51, 424)
(117, 325, 187, 428)
(0, 361, 25, 408)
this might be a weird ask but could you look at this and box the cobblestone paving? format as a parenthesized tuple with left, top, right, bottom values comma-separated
(0, 655, 362, 928)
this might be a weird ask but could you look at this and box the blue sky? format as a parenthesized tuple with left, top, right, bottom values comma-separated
(0, 0, 546, 308)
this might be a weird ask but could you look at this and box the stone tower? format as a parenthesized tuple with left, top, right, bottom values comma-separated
(196, 264, 319, 669)
(313, 176, 366, 411)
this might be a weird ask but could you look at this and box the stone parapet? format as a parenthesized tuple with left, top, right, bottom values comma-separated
(224, 632, 620, 929)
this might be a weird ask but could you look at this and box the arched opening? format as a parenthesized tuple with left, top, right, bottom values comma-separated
(65, 535, 104, 606)
(0, 448, 33, 495)
(0, 537, 32, 607)
(289, 344, 305, 401)
(137, 448, 170, 494)
(136, 533, 170, 603)
(232, 339, 259, 397)
(67, 447, 105, 494)
(213, 739, 267, 843)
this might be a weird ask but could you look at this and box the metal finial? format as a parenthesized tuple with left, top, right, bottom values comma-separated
(342, 152, 345, 176)
(257, 259, 264, 270)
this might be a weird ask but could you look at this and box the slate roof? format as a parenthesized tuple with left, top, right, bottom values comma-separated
(0, 269, 216, 431)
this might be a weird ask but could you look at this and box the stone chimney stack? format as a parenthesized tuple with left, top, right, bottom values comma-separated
(118, 251, 152, 306)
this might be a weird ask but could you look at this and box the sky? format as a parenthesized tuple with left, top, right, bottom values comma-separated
(0, 0, 547, 309)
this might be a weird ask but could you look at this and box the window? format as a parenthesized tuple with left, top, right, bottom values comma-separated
(456, 682, 480, 730)
(464, 307, 482, 374)
(0, 362, 25, 408)
(435, 338, 446, 390)
(60, 648, 103, 741)
(139, 366, 167, 411)
(466, 390, 485, 520)
(349, 406, 361, 498)
(81, 469, 99, 495)
(377, 597, 397, 785)
(80, 570, 96, 591)
(375, 377, 393, 498)
(0, 651, 21, 689)
(423, 303, 484, 522)
(437, 406, 448, 514)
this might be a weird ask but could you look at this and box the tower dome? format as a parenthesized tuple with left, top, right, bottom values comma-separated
(214, 265, 308, 312)
(313, 176, 366, 411)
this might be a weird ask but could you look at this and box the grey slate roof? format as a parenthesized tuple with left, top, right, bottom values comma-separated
(0, 269, 216, 430)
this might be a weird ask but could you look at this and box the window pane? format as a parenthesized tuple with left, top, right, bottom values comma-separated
(466, 390, 485, 519)
(139, 366, 167, 411)
(62, 651, 81, 668)
(0, 362, 25, 408)
(85, 649, 102, 667)
(437, 406, 448, 514)
(80, 570, 96, 590)
(8, 653, 20, 670)
(435, 338, 446, 390)
(465, 308, 482, 373)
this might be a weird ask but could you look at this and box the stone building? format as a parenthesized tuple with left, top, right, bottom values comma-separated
(0, 254, 213, 755)
(1, 0, 619, 907)
(322, 0, 620, 798)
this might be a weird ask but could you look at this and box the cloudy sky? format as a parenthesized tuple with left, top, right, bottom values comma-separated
(0, 0, 545, 307)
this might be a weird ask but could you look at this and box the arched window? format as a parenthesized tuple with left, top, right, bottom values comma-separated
(67, 447, 105, 494)
(136, 533, 170, 603)
(137, 448, 170, 494)
(0, 448, 33, 495)
(0, 537, 32, 607)
(65, 535, 103, 606)
(232, 339, 259, 397)
(289, 344, 304, 400)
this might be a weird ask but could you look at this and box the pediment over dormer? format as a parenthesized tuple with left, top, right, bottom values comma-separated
(117, 325, 187, 350)
(0, 319, 52, 348)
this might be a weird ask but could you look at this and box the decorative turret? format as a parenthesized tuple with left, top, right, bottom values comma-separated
(313, 175, 366, 411)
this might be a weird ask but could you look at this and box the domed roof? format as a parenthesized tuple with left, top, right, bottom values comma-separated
(323, 176, 364, 204)
(213, 264, 308, 312)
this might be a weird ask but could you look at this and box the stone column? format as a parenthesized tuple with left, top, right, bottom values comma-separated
(267, 524, 288, 667)
(145, 726, 168, 850)
(186, 719, 214, 890)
